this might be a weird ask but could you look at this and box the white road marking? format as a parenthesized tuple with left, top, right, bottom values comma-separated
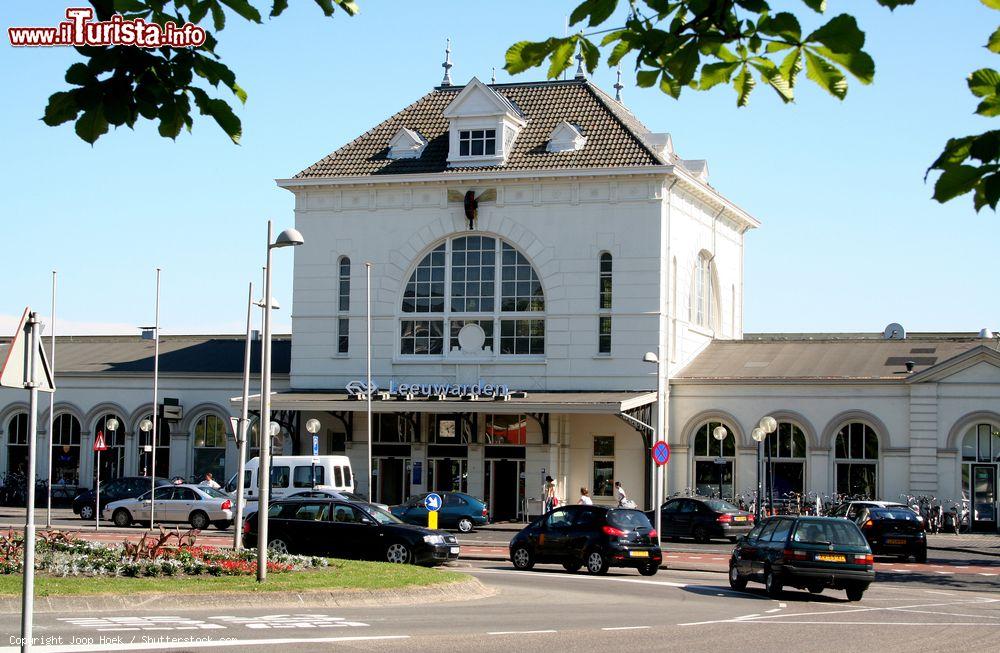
(210, 614, 368, 629)
(936, 571, 954, 575)
(59, 617, 224, 631)
(487, 630, 558, 635)
(924, 591, 956, 596)
(719, 621, 1000, 627)
(778, 603, 787, 608)
(467, 567, 689, 588)
(765, 609, 782, 613)
(0, 636, 409, 653)
(601, 626, 651, 631)
(978, 573, 998, 576)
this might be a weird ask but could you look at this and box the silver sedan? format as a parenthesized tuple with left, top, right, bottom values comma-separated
(103, 483, 234, 530)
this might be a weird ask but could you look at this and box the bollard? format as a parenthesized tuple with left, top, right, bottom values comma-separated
(428, 510, 438, 530)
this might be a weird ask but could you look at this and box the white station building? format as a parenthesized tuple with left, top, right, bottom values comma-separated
(2, 62, 999, 531)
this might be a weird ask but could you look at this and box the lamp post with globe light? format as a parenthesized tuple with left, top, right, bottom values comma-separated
(97, 417, 118, 531)
(758, 416, 778, 516)
(712, 425, 729, 500)
(306, 418, 322, 488)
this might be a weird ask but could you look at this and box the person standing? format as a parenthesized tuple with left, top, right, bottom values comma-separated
(578, 487, 593, 505)
(200, 472, 221, 490)
(543, 475, 557, 513)
(615, 481, 630, 508)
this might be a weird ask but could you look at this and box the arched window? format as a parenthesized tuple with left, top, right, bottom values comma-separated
(400, 236, 544, 357)
(961, 423, 1000, 528)
(692, 252, 714, 328)
(136, 414, 170, 478)
(834, 422, 879, 499)
(765, 422, 807, 500)
(5, 413, 28, 475)
(94, 414, 127, 482)
(337, 256, 350, 354)
(51, 414, 82, 486)
(193, 414, 227, 481)
(598, 252, 612, 354)
(692, 421, 736, 498)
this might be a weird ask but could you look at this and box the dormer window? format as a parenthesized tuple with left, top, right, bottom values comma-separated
(387, 127, 427, 160)
(459, 129, 496, 157)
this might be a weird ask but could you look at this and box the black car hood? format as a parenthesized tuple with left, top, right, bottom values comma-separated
(382, 522, 452, 539)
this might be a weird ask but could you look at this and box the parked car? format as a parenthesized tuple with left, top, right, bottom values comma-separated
(391, 492, 489, 533)
(288, 489, 389, 512)
(647, 496, 754, 543)
(72, 476, 171, 520)
(855, 507, 927, 562)
(242, 498, 459, 566)
(102, 484, 234, 530)
(830, 500, 918, 522)
(509, 505, 662, 576)
(729, 515, 875, 601)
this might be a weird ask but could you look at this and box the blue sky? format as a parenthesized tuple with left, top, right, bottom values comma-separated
(1, 1, 997, 336)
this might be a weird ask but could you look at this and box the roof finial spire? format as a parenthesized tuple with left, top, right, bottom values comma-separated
(491, 67, 496, 84)
(614, 65, 624, 102)
(574, 52, 586, 80)
(441, 38, 453, 87)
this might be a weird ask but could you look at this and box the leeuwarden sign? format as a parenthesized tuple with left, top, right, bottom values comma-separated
(346, 379, 516, 400)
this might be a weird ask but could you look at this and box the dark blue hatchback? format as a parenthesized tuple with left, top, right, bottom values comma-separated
(390, 492, 489, 532)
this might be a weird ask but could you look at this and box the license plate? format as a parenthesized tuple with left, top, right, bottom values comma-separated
(816, 554, 846, 562)
(629, 550, 649, 558)
(732, 516, 746, 522)
(887, 538, 907, 545)
(449, 546, 460, 554)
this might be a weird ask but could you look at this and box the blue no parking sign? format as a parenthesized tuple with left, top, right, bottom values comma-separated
(652, 441, 670, 466)
(424, 493, 442, 512)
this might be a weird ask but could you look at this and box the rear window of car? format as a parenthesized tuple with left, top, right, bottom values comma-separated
(702, 499, 738, 512)
(607, 509, 652, 531)
(870, 509, 919, 522)
(792, 519, 867, 547)
(199, 487, 229, 499)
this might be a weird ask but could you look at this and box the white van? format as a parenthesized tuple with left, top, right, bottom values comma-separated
(225, 455, 354, 501)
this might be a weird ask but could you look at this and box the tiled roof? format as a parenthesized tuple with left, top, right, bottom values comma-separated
(674, 335, 990, 382)
(294, 79, 665, 178)
(0, 335, 291, 375)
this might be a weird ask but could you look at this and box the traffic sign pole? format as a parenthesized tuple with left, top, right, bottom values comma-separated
(95, 447, 100, 532)
(22, 313, 40, 653)
(424, 493, 442, 530)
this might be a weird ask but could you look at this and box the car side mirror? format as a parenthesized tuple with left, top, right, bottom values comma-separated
(361, 516, 375, 525)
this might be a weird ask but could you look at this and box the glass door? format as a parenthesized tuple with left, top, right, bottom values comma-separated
(971, 465, 997, 532)
(373, 458, 411, 506)
(428, 458, 467, 493)
(486, 460, 525, 521)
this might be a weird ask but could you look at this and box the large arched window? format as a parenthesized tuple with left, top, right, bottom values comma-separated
(337, 256, 350, 354)
(5, 413, 28, 475)
(136, 414, 170, 478)
(94, 414, 127, 482)
(598, 252, 612, 354)
(193, 414, 227, 481)
(765, 422, 807, 499)
(51, 414, 82, 486)
(400, 235, 544, 357)
(692, 421, 736, 498)
(835, 422, 879, 499)
(691, 252, 715, 329)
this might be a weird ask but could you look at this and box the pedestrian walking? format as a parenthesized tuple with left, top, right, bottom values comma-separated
(578, 487, 593, 505)
(543, 475, 557, 513)
(615, 481, 635, 508)
(200, 472, 221, 490)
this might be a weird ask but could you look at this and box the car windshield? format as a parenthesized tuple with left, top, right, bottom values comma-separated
(702, 499, 738, 512)
(871, 509, 919, 522)
(792, 520, 867, 547)
(607, 509, 652, 531)
(362, 504, 403, 525)
(198, 487, 229, 499)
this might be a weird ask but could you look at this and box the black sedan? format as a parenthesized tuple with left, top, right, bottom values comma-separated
(647, 496, 754, 543)
(856, 507, 927, 562)
(242, 498, 459, 566)
(729, 516, 875, 601)
(509, 505, 662, 576)
(72, 476, 171, 520)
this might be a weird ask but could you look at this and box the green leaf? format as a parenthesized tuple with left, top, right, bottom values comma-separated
(608, 39, 633, 66)
(113, 0, 149, 11)
(932, 165, 985, 202)
(547, 39, 576, 79)
(75, 107, 109, 144)
(699, 61, 740, 90)
(804, 49, 847, 99)
(219, 0, 262, 23)
(976, 172, 1000, 210)
(271, 0, 289, 17)
(157, 96, 187, 139)
(779, 48, 804, 88)
(580, 38, 600, 73)
(190, 87, 242, 143)
(989, 27, 1000, 53)
(666, 41, 701, 86)
(758, 12, 801, 42)
(981, 0, 1000, 9)
(659, 73, 681, 99)
(750, 58, 794, 102)
(505, 39, 565, 75)
(569, 0, 618, 28)
(209, 2, 225, 30)
(807, 14, 865, 53)
(336, 1, 360, 16)
(42, 91, 80, 126)
(977, 96, 1000, 117)
(813, 45, 875, 84)
(928, 136, 974, 172)
(190, 1, 211, 23)
(877, 0, 917, 8)
(734, 64, 756, 107)
(636, 69, 659, 88)
(968, 68, 1000, 98)
(801, 0, 826, 12)
(64, 63, 92, 86)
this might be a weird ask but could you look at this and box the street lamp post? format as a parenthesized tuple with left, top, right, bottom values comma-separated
(365, 262, 373, 502)
(233, 282, 254, 551)
(306, 418, 322, 487)
(257, 219, 304, 583)
(758, 416, 777, 516)
(641, 351, 663, 549)
(712, 425, 729, 500)
(45, 270, 56, 529)
(751, 426, 766, 521)
(98, 417, 118, 531)
(139, 418, 153, 518)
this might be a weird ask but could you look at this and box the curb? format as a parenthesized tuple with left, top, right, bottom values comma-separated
(928, 545, 1000, 558)
(460, 553, 727, 575)
(0, 577, 494, 614)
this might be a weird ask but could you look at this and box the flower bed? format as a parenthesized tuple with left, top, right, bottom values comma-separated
(0, 529, 327, 578)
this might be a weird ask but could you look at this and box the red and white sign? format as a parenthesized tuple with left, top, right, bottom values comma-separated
(93, 431, 108, 452)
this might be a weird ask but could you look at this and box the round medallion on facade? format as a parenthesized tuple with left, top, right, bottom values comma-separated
(457, 323, 486, 353)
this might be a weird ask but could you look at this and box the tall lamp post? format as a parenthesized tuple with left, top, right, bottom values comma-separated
(712, 425, 729, 500)
(257, 219, 304, 583)
(758, 416, 777, 516)
(641, 351, 664, 549)
(751, 426, 767, 520)
(233, 282, 254, 551)
(45, 270, 57, 529)
(98, 417, 118, 531)
(365, 262, 373, 502)
(306, 418, 322, 487)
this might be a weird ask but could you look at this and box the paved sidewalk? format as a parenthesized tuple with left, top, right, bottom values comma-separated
(927, 532, 1000, 557)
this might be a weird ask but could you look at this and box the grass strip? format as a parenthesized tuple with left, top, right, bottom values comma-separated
(0, 560, 464, 597)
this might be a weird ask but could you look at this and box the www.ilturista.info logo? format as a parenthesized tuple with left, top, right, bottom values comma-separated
(8, 7, 206, 48)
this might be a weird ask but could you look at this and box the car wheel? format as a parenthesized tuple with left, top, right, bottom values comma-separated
(692, 526, 710, 544)
(212, 520, 231, 530)
(267, 538, 290, 555)
(808, 583, 825, 594)
(511, 546, 534, 570)
(562, 561, 582, 573)
(846, 584, 866, 602)
(112, 509, 132, 528)
(386, 542, 412, 564)
(728, 564, 748, 591)
(457, 518, 474, 533)
(638, 563, 658, 576)
(765, 569, 783, 598)
(586, 551, 609, 575)
(79, 504, 95, 520)
(189, 511, 210, 530)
